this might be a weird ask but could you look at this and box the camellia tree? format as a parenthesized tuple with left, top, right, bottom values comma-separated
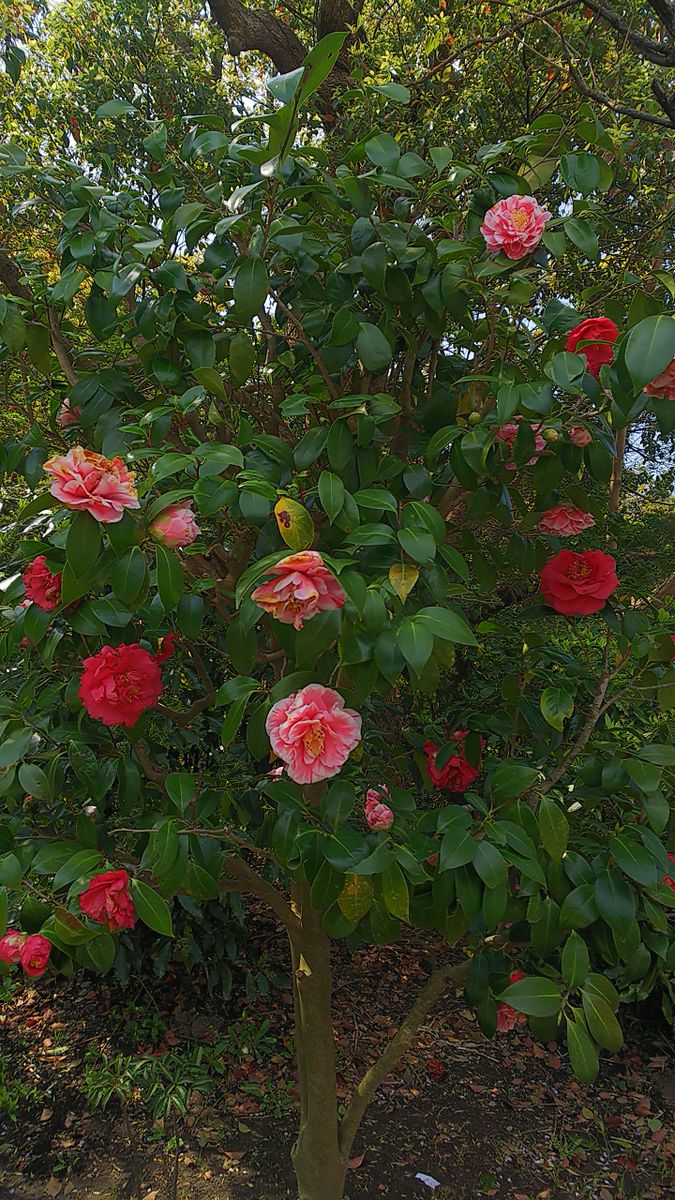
(1, 32, 675, 1200)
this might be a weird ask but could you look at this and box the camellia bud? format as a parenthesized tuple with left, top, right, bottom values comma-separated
(543, 427, 560, 443)
(468, 411, 482, 425)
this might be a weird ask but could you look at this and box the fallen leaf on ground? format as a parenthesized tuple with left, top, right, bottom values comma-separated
(348, 1152, 365, 1168)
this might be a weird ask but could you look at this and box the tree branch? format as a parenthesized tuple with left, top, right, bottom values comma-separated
(581, 0, 675, 65)
(270, 288, 340, 399)
(207, 0, 308, 74)
(534, 635, 612, 799)
(220, 854, 300, 935)
(339, 956, 470, 1156)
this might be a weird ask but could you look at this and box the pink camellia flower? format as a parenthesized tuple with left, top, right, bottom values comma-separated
(495, 417, 546, 469)
(79, 643, 163, 727)
(481, 195, 551, 260)
(266, 684, 361, 785)
(645, 356, 675, 401)
(540, 549, 618, 616)
(497, 970, 527, 1033)
(365, 786, 394, 832)
(537, 504, 596, 537)
(79, 869, 136, 932)
(56, 397, 80, 427)
(565, 317, 619, 378)
(252, 551, 346, 631)
(23, 555, 62, 611)
(43, 446, 140, 524)
(0, 930, 24, 965)
(569, 426, 593, 448)
(424, 730, 482, 793)
(663, 852, 675, 893)
(150, 503, 200, 548)
(19, 934, 52, 978)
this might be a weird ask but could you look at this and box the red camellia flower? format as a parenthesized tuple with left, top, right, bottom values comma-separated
(537, 503, 596, 537)
(495, 418, 546, 470)
(569, 426, 593, 447)
(497, 970, 526, 1033)
(79, 643, 163, 727)
(664, 852, 675, 893)
(0, 930, 24, 964)
(565, 317, 619, 378)
(539, 549, 618, 616)
(424, 730, 481, 792)
(155, 631, 178, 665)
(19, 934, 52, 978)
(79, 869, 136, 931)
(23, 555, 62, 611)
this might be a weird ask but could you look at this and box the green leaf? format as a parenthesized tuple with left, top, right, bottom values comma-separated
(561, 931, 590, 989)
(95, 98, 136, 118)
(595, 868, 635, 929)
(624, 315, 675, 391)
(272, 807, 300, 867)
(221, 697, 250, 749)
(295, 31, 348, 107)
(540, 686, 574, 731)
(53, 849, 101, 890)
(609, 833, 658, 886)
(233, 257, 269, 321)
(177, 594, 204, 640)
(624, 757, 661, 794)
(415, 606, 477, 646)
(397, 527, 436, 563)
(381, 861, 410, 922)
(365, 133, 400, 171)
(337, 874, 374, 923)
(356, 322, 392, 372)
(65, 514, 101, 574)
(397, 619, 434, 673)
(559, 884, 598, 929)
(318, 472, 346, 524)
(372, 82, 411, 104)
(229, 332, 256, 386)
(0, 887, 7, 936)
(80, 933, 116, 974)
(156, 544, 184, 611)
(636, 743, 675, 766)
(150, 820, 181, 878)
(439, 827, 478, 870)
(130, 879, 173, 936)
(583, 972, 619, 1011)
(498, 975, 562, 1017)
(0, 854, 22, 888)
(564, 217, 599, 261)
(274, 496, 314, 551)
(165, 771, 195, 813)
(566, 1015, 599, 1083)
(538, 797, 569, 860)
(110, 547, 147, 606)
(581, 990, 623, 1052)
(492, 762, 539, 801)
(0, 728, 33, 769)
(18, 762, 50, 801)
(473, 840, 507, 889)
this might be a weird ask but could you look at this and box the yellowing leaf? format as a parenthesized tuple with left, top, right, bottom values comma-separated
(338, 874, 374, 923)
(389, 563, 419, 603)
(274, 496, 314, 551)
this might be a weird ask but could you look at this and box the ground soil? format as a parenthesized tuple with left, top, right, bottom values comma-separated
(0, 923, 673, 1200)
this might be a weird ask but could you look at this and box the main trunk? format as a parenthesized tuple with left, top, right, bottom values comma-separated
(289, 884, 347, 1200)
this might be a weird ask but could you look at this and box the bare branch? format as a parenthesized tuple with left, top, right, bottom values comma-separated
(207, 0, 308, 74)
(339, 955, 470, 1156)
